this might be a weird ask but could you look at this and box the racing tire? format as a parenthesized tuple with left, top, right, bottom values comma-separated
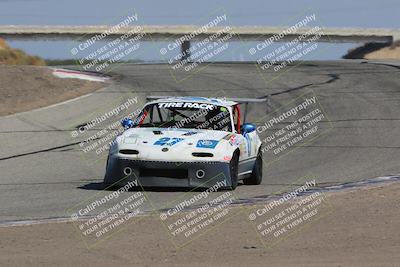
(228, 151, 239, 190)
(243, 149, 263, 185)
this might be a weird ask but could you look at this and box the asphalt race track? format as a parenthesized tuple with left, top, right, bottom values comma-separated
(0, 61, 399, 222)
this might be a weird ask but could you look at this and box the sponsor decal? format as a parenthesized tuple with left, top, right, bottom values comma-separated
(123, 134, 140, 144)
(182, 131, 198, 136)
(158, 102, 215, 110)
(228, 135, 241, 146)
(196, 140, 219, 149)
(244, 133, 252, 156)
(223, 155, 232, 161)
(222, 133, 234, 140)
(154, 137, 184, 146)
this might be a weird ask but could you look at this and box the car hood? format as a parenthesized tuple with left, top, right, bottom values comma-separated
(120, 127, 230, 145)
(111, 127, 235, 162)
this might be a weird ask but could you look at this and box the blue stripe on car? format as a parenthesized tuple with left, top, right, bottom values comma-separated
(196, 140, 219, 149)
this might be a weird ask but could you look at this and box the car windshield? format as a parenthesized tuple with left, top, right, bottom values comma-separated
(134, 101, 232, 131)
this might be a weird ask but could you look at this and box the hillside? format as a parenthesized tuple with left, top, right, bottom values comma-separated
(0, 38, 46, 65)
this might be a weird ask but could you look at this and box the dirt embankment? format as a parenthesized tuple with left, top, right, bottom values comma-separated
(0, 182, 399, 267)
(0, 38, 46, 66)
(344, 41, 400, 60)
(0, 38, 104, 116)
(0, 65, 104, 116)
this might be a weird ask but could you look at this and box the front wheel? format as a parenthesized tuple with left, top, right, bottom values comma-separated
(243, 149, 263, 185)
(228, 151, 239, 190)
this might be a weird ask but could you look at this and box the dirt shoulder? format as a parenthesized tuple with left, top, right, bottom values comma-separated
(0, 182, 399, 267)
(344, 41, 400, 60)
(365, 45, 400, 60)
(0, 65, 104, 116)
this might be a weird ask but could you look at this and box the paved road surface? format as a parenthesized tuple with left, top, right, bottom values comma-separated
(0, 61, 399, 222)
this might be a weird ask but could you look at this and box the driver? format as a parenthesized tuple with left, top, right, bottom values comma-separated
(205, 107, 225, 130)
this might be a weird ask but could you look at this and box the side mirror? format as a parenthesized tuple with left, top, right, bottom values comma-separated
(241, 123, 256, 135)
(121, 118, 134, 129)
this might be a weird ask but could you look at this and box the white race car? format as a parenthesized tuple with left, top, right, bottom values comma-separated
(104, 96, 264, 190)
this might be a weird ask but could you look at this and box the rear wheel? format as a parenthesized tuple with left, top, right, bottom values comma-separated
(229, 151, 239, 190)
(243, 149, 263, 185)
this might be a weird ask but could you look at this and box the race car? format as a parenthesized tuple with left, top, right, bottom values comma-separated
(104, 96, 264, 190)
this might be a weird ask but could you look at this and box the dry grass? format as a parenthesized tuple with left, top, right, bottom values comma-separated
(365, 41, 400, 60)
(343, 41, 400, 60)
(0, 38, 46, 66)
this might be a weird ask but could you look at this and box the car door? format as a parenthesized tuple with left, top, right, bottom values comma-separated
(232, 105, 251, 160)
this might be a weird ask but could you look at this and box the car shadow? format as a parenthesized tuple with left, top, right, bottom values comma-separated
(78, 182, 237, 192)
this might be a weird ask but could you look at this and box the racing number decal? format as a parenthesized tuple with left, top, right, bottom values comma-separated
(154, 137, 184, 146)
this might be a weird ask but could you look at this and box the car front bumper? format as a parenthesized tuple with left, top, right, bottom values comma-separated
(104, 156, 232, 188)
